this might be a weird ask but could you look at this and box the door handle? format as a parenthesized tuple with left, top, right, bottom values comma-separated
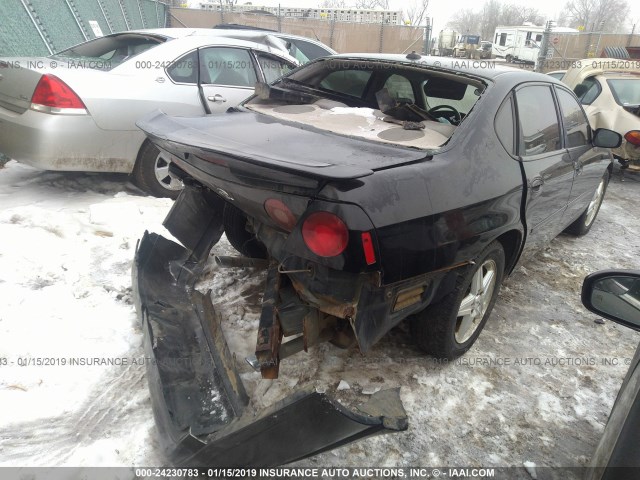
(207, 94, 227, 104)
(530, 177, 544, 192)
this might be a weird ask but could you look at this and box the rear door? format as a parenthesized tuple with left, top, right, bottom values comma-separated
(198, 46, 259, 113)
(197, 47, 296, 113)
(515, 83, 574, 252)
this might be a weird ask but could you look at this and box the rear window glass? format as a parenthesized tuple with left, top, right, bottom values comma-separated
(607, 78, 640, 106)
(53, 34, 166, 70)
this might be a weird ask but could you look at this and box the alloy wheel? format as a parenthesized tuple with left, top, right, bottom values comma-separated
(455, 259, 498, 343)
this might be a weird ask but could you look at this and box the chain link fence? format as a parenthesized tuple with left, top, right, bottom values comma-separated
(0, 0, 170, 57)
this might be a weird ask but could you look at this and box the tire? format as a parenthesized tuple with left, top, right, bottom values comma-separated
(413, 241, 505, 359)
(565, 170, 609, 236)
(505, 54, 513, 63)
(132, 141, 183, 199)
(223, 203, 267, 259)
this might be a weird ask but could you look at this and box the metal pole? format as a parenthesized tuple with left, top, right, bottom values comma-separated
(595, 21, 605, 56)
(278, 4, 282, 32)
(424, 17, 431, 55)
(535, 20, 553, 72)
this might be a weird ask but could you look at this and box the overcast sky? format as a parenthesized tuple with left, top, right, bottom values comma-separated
(191, 0, 640, 35)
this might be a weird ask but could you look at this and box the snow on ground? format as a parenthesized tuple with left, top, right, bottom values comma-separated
(0, 160, 639, 477)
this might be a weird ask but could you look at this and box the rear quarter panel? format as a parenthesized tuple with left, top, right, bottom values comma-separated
(318, 79, 525, 284)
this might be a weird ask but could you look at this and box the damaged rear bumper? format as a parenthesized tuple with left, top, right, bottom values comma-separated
(132, 188, 408, 466)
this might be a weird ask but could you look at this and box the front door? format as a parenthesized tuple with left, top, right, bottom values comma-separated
(554, 86, 609, 224)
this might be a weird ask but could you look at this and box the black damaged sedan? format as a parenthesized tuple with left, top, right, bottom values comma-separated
(132, 54, 623, 465)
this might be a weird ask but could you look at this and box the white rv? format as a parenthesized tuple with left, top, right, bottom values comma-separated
(492, 24, 577, 63)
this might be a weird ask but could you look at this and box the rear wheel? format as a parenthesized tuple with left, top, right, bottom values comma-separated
(132, 141, 182, 199)
(565, 170, 609, 236)
(413, 241, 505, 359)
(223, 203, 267, 259)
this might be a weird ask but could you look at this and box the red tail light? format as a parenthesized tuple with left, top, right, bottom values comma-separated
(624, 130, 640, 147)
(264, 198, 297, 231)
(302, 211, 348, 257)
(31, 74, 86, 110)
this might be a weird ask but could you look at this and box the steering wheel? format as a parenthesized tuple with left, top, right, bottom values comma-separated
(427, 105, 462, 125)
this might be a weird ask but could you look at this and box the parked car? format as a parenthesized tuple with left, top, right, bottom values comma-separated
(0, 28, 334, 198)
(547, 69, 566, 80)
(562, 59, 640, 173)
(211, 23, 337, 64)
(581, 270, 640, 479)
(478, 41, 493, 59)
(130, 53, 622, 465)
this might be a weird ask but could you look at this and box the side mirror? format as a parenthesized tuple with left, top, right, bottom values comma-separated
(593, 128, 622, 149)
(581, 270, 640, 331)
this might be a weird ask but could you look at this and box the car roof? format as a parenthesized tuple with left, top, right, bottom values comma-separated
(562, 58, 640, 86)
(127, 28, 336, 53)
(327, 53, 559, 82)
(117, 28, 298, 64)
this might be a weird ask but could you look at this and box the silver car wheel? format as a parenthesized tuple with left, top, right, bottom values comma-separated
(455, 259, 497, 343)
(154, 152, 182, 191)
(585, 178, 605, 227)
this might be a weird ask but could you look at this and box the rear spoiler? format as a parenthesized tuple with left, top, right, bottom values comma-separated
(136, 110, 429, 182)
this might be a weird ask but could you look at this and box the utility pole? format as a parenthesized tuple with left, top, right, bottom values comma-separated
(595, 20, 605, 56)
(424, 17, 432, 55)
(535, 20, 554, 72)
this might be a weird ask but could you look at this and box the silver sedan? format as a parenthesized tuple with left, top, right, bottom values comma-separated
(0, 28, 333, 197)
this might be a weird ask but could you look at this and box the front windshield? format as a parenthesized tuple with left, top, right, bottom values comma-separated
(52, 34, 167, 70)
(607, 78, 640, 106)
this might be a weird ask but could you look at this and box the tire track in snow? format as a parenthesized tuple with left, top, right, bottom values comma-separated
(0, 349, 157, 466)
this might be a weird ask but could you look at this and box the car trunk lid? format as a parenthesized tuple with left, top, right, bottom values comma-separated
(137, 109, 430, 180)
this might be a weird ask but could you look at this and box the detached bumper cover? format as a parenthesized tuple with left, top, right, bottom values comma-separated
(133, 224, 408, 466)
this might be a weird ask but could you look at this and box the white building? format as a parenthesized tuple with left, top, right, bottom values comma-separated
(198, 3, 402, 24)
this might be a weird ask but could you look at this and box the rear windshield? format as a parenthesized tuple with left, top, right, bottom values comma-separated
(607, 78, 640, 106)
(52, 34, 167, 70)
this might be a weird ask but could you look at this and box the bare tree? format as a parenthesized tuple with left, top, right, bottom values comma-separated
(479, 0, 501, 39)
(455, 1, 546, 39)
(562, 0, 630, 32)
(447, 9, 482, 33)
(404, 0, 430, 26)
(354, 0, 390, 9)
(319, 0, 347, 7)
